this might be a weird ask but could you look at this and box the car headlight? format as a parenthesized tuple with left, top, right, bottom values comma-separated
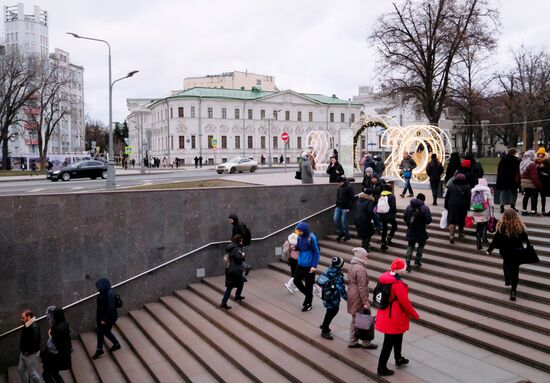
(53, 170, 60, 174)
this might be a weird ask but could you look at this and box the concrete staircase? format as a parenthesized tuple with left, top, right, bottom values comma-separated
(6, 209, 550, 383)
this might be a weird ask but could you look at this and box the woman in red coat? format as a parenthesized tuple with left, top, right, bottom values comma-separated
(375, 258, 419, 376)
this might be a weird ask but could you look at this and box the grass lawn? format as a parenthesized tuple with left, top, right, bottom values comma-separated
(0, 170, 46, 177)
(478, 158, 499, 174)
(127, 179, 254, 190)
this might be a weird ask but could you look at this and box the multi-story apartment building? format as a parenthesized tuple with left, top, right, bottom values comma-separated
(127, 87, 362, 166)
(184, 71, 278, 91)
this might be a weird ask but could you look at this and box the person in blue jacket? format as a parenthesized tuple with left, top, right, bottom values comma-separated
(320, 256, 347, 340)
(294, 222, 320, 312)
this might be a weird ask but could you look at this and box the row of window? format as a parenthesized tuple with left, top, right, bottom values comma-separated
(154, 134, 305, 151)
(159, 107, 356, 124)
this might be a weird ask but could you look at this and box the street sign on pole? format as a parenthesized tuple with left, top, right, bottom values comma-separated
(125, 146, 132, 155)
(211, 138, 218, 149)
(281, 132, 289, 142)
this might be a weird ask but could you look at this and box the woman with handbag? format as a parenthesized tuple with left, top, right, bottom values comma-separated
(444, 173, 471, 244)
(486, 209, 532, 301)
(470, 178, 493, 250)
(346, 247, 378, 349)
(220, 234, 246, 309)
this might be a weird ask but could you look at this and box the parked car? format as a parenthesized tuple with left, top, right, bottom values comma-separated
(216, 158, 258, 174)
(47, 160, 108, 182)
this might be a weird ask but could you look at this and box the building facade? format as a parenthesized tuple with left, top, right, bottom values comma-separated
(3, 3, 48, 56)
(184, 71, 277, 91)
(127, 87, 362, 166)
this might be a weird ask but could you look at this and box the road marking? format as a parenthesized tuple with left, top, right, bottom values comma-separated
(26, 189, 44, 193)
(142, 182, 152, 186)
(71, 186, 84, 190)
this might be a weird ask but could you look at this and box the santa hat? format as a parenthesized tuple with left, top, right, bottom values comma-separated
(391, 258, 406, 273)
(461, 159, 471, 169)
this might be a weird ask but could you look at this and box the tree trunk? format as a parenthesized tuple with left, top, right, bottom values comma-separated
(526, 125, 534, 150)
(475, 127, 483, 157)
(2, 139, 10, 170)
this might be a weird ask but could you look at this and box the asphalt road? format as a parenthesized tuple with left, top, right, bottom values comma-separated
(0, 167, 285, 196)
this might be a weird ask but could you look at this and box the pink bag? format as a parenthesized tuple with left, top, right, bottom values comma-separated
(488, 216, 497, 233)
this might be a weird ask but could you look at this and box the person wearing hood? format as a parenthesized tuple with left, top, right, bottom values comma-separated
(293, 222, 320, 312)
(347, 248, 378, 349)
(403, 193, 432, 272)
(378, 184, 398, 251)
(334, 176, 355, 241)
(445, 173, 471, 244)
(354, 192, 376, 251)
(42, 307, 72, 383)
(320, 256, 347, 340)
(496, 148, 521, 213)
(376, 259, 419, 377)
(220, 234, 247, 309)
(399, 152, 417, 198)
(299, 151, 314, 184)
(520, 150, 543, 216)
(444, 152, 461, 184)
(536, 147, 548, 215)
(426, 153, 444, 205)
(326, 156, 344, 183)
(17, 309, 41, 383)
(283, 233, 300, 294)
(470, 178, 494, 250)
(92, 277, 121, 360)
(228, 213, 251, 246)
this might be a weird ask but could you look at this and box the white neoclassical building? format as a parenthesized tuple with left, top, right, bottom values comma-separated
(127, 87, 363, 166)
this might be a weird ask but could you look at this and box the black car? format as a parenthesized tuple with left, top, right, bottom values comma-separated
(47, 160, 108, 182)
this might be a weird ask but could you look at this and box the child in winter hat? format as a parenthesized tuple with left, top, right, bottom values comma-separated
(390, 258, 406, 275)
(320, 256, 347, 340)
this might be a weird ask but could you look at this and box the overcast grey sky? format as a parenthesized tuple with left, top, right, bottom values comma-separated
(4, 0, 550, 124)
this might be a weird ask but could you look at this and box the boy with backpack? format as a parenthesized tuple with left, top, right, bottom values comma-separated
(403, 193, 432, 272)
(317, 256, 347, 340)
(378, 184, 397, 251)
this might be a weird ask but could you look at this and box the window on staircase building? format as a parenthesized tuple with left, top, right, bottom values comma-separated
(178, 107, 184, 118)
(221, 135, 227, 149)
(248, 135, 253, 149)
(235, 136, 240, 149)
(179, 136, 185, 149)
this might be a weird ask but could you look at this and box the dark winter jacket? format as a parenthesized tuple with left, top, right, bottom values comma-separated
(374, 157, 385, 176)
(399, 157, 417, 176)
(354, 193, 376, 239)
(487, 230, 530, 262)
(444, 179, 471, 226)
(295, 222, 320, 268)
(229, 213, 246, 238)
(225, 242, 245, 288)
(19, 317, 41, 355)
(496, 154, 520, 191)
(426, 159, 444, 184)
(362, 173, 382, 196)
(403, 198, 432, 241)
(336, 181, 355, 210)
(378, 190, 397, 221)
(521, 162, 542, 190)
(46, 308, 72, 371)
(326, 162, 344, 183)
(96, 277, 118, 325)
(462, 161, 484, 189)
(445, 153, 461, 183)
(540, 158, 550, 194)
(322, 266, 347, 309)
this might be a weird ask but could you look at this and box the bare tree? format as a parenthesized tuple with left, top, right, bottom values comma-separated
(369, 0, 499, 124)
(0, 50, 42, 169)
(85, 117, 107, 156)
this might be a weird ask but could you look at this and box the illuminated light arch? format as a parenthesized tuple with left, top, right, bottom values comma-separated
(352, 115, 399, 171)
(381, 124, 452, 183)
(305, 130, 332, 172)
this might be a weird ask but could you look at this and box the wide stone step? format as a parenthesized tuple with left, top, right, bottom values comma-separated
(143, 302, 255, 383)
(128, 309, 218, 383)
(79, 332, 127, 383)
(115, 316, 185, 382)
(8, 359, 74, 383)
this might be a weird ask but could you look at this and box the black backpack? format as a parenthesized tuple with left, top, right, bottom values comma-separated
(316, 273, 336, 301)
(240, 223, 252, 246)
(373, 282, 393, 309)
(115, 293, 123, 308)
(407, 206, 421, 228)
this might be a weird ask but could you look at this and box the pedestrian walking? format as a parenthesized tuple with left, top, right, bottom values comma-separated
(30, 162, 38, 176)
(496, 148, 520, 213)
(326, 156, 344, 183)
(194, 156, 199, 168)
(376, 258, 419, 376)
(299, 151, 314, 184)
(426, 153, 444, 205)
(319, 256, 347, 340)
(283, 233, 299, 294)
(403, 193, 432, 272)
(228, 213, 252, 246)
(520, 150, 543, 216)
(540, 156, 550, 216)
(470, 178, 493, 250)
(279, 154, 284, 165)
(334, 176, 355, 241)
(374, 155, 385, 176)
(399, 152, 417, 198)
(92, 277, 121, 359)
(261, 155, 266, 166)
(220, 234, 247, 309)
(293, 222, 320, 312)
(444, 152, 461, 184)
(379, 184, 397, 251)
(347, 247, 378, 349)
(360, 152, 376, 174)
(47, 160, 53, 171)
(42, 307, 72, 383)
(198, 156, 203, 168)
(445, 173, 471, 244)
(486, 209, 531, 301)
(354, 192, 376, 251)
(536, 147, 548, 215)
(17, 309, 41, 383)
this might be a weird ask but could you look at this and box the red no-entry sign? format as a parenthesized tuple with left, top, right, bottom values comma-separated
(281, 132, 289, 142)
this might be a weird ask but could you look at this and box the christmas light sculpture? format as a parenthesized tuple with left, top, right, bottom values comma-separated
(305, 130, 333, 172)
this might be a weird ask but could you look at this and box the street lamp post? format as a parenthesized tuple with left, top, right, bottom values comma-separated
(67, 32, 138, 189)
(262, 109, 281, 167)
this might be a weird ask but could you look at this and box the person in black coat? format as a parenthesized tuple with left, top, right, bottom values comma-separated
(426, 154, 444, 206)
(326, 156, 344, 183)
(42, 307, 71, 383)
(18, 309, 41, 383)
(403, 193, 432, 272)
(220, 234, 246, 309)
(334, 177, 355, 241)
(92, 277, 121, 359)
(444, 173, 471, 244)
(496, 148, 520, 213)
(444, 152, 461, 184)
(354, 192, 376, 251)
(486, 209, 530, 301)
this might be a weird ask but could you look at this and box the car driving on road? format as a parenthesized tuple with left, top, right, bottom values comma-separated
(47, 160, 108, 182)
(216, 158, 258, 174)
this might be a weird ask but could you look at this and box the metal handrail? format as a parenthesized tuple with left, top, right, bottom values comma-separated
(0, 203, 336, 339)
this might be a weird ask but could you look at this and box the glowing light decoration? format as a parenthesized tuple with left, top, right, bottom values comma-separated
(381, 125, 452, 183)
(352, 115, 399, 170)
(305, 130, 332, 172)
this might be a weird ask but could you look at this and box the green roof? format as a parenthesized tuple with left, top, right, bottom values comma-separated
(167, 87, 362, 106)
